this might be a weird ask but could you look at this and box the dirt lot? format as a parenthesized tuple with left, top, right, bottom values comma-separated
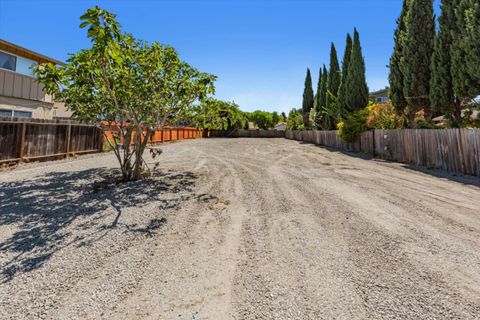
(1, 138, 480, 319)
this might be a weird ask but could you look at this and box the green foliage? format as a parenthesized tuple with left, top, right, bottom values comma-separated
(344, 29, 369, 113)
(337, 109, 369, 142)
(286, 108, 304, 130)
(280, 112, 287, 122)
(327, 43, 341, 109)
(302, 68, 314, 127)
(194, 98, 247, 130)
(366, 103, 398, 129)
(338, 34, 353, 118)
(33, 6, 215, 181)
(317, 65, 328, 111)
(314, 68, 323, 112)
(430, 0, 457, 123)
(250, 110, 277, 130)
(401, 0, 435, 125)
(451, 0, 480, 100)
(389, 0, 411, 115)
(272, 112, 280, 126)
(312, 106, 323, 130)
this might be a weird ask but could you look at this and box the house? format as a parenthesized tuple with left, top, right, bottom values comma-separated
(0, 39, 70, 119)
(369, 87, 389, 104)
(274, 122, 287, 131)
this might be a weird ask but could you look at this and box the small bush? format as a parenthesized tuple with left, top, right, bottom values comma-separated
(337, 109, 368, 142)
(366, 103, 397, 129)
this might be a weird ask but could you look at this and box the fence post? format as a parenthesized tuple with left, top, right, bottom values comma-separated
(65, 124, 72, 158)
(18, 122, 27, 162)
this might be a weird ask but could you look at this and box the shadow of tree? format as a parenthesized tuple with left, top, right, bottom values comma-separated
(0, 167, 198, 282)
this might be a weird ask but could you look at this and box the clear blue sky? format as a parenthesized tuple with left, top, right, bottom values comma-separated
(0, 0, 441, 114)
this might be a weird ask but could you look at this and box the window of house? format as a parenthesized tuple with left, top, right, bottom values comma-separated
(0, 109, 13, 117)
(0, 109, 33, 118)
(16, 56, 36, 76)
(13, 110, 33, 118)
(0, 51, 17, 72)
(0, 51, 37, 76)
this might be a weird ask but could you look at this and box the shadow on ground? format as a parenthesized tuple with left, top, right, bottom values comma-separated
(0, 167, 199, 282)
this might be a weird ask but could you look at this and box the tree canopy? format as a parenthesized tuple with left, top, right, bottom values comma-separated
(34, 6, 216, 181)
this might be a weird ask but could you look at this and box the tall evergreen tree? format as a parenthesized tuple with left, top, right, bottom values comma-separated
(344, 29, 369, 112)
(402, 0, 435, 126)
(327, 43, 341, 109)
(317, 65, 330, 129)
(318, 64, 328, 110)
(302, 68, 314, 127)
(389, 0, 411, 115)
(451, 0, 480, 101)
(430, 0, 459, 125)
(314, 67, 323, 109)
(337, 34, 352, 117)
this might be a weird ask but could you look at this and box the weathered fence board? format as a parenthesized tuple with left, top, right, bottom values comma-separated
(286, 129, 480, 177)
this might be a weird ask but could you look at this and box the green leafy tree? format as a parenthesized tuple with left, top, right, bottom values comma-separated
(337, 33, 353, 118)
(401, 0, 435, 126)
(286, 108, 304, 130)
(344, 28, 369, 112)
(250, 110, 275, 129)
(34, 7, 215, 181)
(302, 68, 314, 127)
(451, 0, 480, 101)
(389, 0, 411, 115)
(430, 0, 459, 125)
(194, 98, 247, 130)
(272, 112, 280, 126)
(280, 112, 287, 122)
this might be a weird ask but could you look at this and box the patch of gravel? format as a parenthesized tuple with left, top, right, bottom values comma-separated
(1, 138, 480, 319)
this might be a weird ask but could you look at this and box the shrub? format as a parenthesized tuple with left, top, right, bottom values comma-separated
(366, 103, 397, 129)
(337, 109, 368, 142)
(286, 108, 304, 130)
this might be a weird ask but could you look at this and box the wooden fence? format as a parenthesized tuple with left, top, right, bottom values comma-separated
(0, 120, 103, 163)
(209, 129, 286, 138)
(0, 119, 206, 163)
(286, 129, 480, 177)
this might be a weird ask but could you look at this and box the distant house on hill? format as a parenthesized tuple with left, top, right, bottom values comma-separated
(369, 87, 389, 103)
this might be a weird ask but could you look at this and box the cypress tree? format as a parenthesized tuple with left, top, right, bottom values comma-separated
(389, 0, 411, 115)
(338, 34, 353, 117)
(402, 0, 435, 126)
(302, 68, 314, 127)
(344, 28, 369, 112)
(451, 0, 480, 100)
(314, 67, 323, 109)
(313, 65, 328, 130)
(430, 0, 458, 124)
(319, 64, 328, 110)
(327, 43, 341, 109)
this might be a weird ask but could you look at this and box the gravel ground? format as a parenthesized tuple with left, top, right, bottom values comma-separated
(1, 138, 480, 319)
